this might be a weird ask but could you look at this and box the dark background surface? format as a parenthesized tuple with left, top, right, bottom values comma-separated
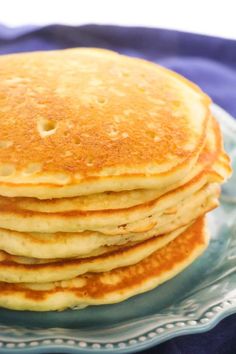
(0, 24, 236, 354)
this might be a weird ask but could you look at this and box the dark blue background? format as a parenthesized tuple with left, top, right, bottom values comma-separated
(0, 24, 235, 354)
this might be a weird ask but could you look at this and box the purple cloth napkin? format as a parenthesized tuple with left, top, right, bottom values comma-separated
(0, 23, 235, 354)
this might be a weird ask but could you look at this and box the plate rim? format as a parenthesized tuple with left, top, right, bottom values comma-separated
(0, 103, 235, 354)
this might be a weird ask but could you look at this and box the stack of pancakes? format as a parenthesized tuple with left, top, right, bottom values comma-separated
(0, 48, 231, 311)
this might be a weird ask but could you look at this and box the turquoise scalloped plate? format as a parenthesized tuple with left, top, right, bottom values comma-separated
(0, 104, 235, 354)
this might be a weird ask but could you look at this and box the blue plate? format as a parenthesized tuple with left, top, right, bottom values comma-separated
(0, 104, 235, 354)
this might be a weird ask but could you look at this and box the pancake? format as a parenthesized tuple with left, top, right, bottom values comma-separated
(0, 224, 190, 283)
(0, 182, 218, 259)
(0, 115, 230, 235)
(0, 115, 229, 259)
(0, 48, 210, 198)
(0, 217, 208, 311)
(0, 155, 227, 234)
(0, 115, 220, 214)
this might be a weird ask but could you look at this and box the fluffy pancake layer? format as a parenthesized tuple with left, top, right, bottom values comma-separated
(0, 218, 208, 311)
(0, 182, 218, 259)
(0, 117, 228, 234)
(0, 224, 190, 283)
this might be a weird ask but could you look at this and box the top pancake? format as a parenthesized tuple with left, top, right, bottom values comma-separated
(0, 48, 210, 198)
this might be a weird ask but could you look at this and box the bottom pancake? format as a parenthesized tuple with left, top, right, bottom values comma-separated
(0, 217, 208, 311)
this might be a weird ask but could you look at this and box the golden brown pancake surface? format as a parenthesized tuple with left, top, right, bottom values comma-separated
(0, 48, 210, 198)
